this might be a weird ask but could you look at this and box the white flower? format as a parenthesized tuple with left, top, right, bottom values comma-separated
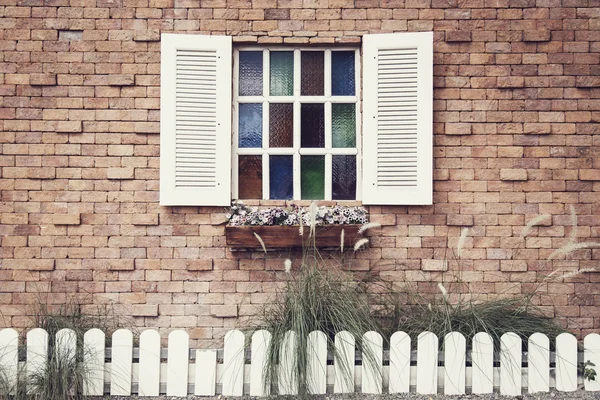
(358, 222, 381, 234)
(284, 259, 292, 273)
(353, 238, 369, 252)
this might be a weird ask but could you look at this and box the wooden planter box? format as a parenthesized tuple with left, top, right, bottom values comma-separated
(225, 224, 362, 250)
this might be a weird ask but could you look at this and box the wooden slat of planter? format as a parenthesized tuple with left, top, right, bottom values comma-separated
(225, 225, 361, 249)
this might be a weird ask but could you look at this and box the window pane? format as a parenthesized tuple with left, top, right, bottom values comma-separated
(270, 51, 293, 96)
(332, 103, 356, 148)
(238, 103, 262, 148)
(238, 155, 262, 199)
(239, 51, 263, 96)
(301, 51, 324, 96)
(332, 155, 356, 200)
(331, 51, 355, 96)
(301, 155, 324, 200)
(270, 155, 293, 200)
(269, 103, 293, 148)
(300, 103, 324, 148)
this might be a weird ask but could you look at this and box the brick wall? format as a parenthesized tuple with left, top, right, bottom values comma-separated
(1, 0, 599, 345)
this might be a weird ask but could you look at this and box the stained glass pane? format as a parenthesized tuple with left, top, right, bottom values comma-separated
(332, 103, 356, 148)
(238, 155, 262, 199)
(239, 51, 263, 96)
(301, 51, 324, 96)
(332, 155, 356, 200)
(331, 51, 355, 96)
(270, 51, 293, 96)
(301, 156, 324, 200)
(301, 103, 324, 148)
(270, 155, 293, 200)
(269, 103, 293, 148)
(238, 103, 262, 148)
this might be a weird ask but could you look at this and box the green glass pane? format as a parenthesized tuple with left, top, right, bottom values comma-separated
(301, 156, 324, 200)
(332, 103, 356, 148)
(270, 51, 293, 96)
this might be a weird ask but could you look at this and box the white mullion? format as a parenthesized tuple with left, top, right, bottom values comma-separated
(262, 101, 269, 200)
(293, 49, 301, 201)
(232, 49, 240, 200)
(263, 49, 269, 97)
(239, 96, 357, 103)
(354, 49, 362, 201)
(299, 148, 358, 156)
(324, 50, 332, 200)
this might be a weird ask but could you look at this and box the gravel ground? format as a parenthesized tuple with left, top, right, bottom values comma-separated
(104, 390, 600, 400)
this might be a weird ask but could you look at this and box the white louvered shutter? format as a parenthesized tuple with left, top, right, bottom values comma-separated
(160, 34, 232, 206)
(362, 32, 433, 205)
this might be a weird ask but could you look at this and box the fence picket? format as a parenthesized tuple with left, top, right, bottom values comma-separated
(83, 328, 105, 396)
(416, 331, 438, 394)
(527, 333, 549, 393)
(0, 328, 19, 394)
(26, 328, 48, 393)
(500, 332, 521, 396)
(584, 333, 600, 391)
(223, 329, 245, 396)
(472, 332, 493, 394)
(556, 332, 577, 392)
(110, 329, 133, 395)
(167, 330, 189, 396)
(307, 331, 327, 395)
(334, 331, 355, 394)
(250, 330, 271, 396)
(361, 331, 382, 394)
(138, 329, 160, 396)
(278, 330, 298, 395)
(55, 328, 76, 364)
(195, 350, 217, 396)
(444, 332, 465, 395)
(389, 331, 410, 393)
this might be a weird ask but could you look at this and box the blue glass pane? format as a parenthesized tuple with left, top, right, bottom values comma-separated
(238, 103, 262, 148)
(270, 155, 293, 200)
(331, 51, 355, 96)
(239, 51, 263, 96)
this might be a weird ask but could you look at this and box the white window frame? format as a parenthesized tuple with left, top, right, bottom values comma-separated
(232, 47, 362, 201)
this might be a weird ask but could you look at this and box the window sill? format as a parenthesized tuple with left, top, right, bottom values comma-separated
(225, 224, 362, 250)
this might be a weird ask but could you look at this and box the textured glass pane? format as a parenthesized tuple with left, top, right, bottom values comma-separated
(331, 51, 355, 96)
(332, 103, 356, 148)
(332, 155, 356, 200)
(238, 155, 262, 199)
(301, 103, 324, 148)
(239, 51, 263, 96)
(269, 103, 293, 148)
(270, 155, 293, 200)
(238, 103, 262, 148)
(301, 155, 324, 200)
(301, 51, 324, 96)
(270, 51, 293, 96)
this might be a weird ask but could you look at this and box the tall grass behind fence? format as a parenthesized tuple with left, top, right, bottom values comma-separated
(1, 328, 600, 396)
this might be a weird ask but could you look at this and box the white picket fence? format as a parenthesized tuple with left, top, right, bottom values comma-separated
(1, 328, 600, 396)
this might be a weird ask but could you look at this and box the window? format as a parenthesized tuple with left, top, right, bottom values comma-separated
(160, 32, 432, 207)
(233, 48, 360, 201)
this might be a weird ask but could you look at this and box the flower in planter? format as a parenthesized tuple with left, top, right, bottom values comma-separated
(226, 201, 368, 226)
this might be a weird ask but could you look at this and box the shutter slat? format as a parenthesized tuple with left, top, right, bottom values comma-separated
(161, 34, 232, 206)
(362, 32, 433, 205)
